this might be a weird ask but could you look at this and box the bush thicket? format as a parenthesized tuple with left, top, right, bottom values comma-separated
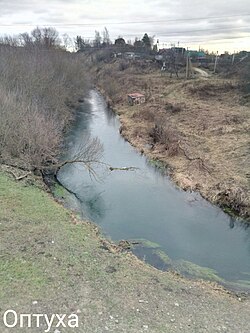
(0, 45, 89, 172)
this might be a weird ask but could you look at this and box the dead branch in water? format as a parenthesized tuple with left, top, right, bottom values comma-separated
(54, 136, 139, 179)
(109, 166, 139, 171)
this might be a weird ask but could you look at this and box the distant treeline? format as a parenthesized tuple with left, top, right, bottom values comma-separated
(0, 26, 155, 53)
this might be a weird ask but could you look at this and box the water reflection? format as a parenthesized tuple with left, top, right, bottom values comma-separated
(58, 90, 250, 291)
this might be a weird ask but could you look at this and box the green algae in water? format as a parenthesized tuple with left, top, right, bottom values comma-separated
(236, 280, 250, 286)
(131, 239, 162, 249)
(148, 159, 166, 170)
(152, 249, 172, 266)
(132, 240, 225, 284)
(225, 279, 250, 292)
(173, 259, 224, 283)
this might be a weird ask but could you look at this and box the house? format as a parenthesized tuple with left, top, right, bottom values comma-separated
(124, 52, 142, 60)
(187, 50, 207, 62)
(155, 54, 163, 61)
(171, 47, 186, 54)
(112, 52, 122, 58)
(124, 52, 135, 59)
(127, 93, 145, 106)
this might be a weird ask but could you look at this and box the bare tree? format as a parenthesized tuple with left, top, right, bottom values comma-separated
(43, 27, 61, 48)
(31, 27, 61, 49)
(0, 41, 90, 173)
(62, 33, 73, 50)
(55, 135, 104, 179)
(31, 27, 42, 45)
(102, 27, 111, 46)
(19, 32, 33, 48)
(0, 35, 19, 46)
(93, 30, 102, 48)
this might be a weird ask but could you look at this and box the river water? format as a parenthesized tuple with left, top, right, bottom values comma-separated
(58, 90, 250, 291)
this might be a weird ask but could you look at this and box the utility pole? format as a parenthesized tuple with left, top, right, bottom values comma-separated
(186, 53, 193, 79)
(214, 51, 219, 73)
(186, 54, 189, 79)
(232, 53, 235, 65)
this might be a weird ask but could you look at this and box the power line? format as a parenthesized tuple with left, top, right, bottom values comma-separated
(1, 24, 249, 38)
(80, 28, 250, 40)
(56, 13, 250, 26)
(120, 26, 250, 38)
(178, 35, 250, 44)
(0, 13, 250, 27)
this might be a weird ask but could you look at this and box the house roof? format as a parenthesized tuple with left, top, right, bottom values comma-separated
(128, 93, 145, 98)
(187, 50, 206, 58)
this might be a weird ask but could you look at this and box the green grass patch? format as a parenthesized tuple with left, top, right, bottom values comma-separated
(0, 171, 98, 304)
(0, 259, 48, 299)
(52, 182, 68, 200)
(0, 173, 69, 224)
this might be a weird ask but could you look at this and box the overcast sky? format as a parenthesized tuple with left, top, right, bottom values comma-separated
(0, 0, 249, 52)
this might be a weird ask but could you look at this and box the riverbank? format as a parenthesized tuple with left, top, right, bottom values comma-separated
(92, 59, 250, 221)
(56, 90, 250, 290)
(1, 170, 250, 332)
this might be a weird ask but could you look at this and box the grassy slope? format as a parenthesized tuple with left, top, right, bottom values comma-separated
(0, 171, 250, 332)
(94, 61, 250, 220)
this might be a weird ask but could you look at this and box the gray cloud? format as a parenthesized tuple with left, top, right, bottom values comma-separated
(0, 0, 249, 51)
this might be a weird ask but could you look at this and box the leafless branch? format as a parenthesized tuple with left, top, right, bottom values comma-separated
(6, 170, 32, 181)
(109, 166, 139, 171)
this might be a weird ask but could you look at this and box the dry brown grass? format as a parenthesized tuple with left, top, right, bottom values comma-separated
(0, 46, 89, 171)
(94, 59, 250, 219)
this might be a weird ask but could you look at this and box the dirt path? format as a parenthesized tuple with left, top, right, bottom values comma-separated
(193, 67, 211, 77)
(0, 171, 250, 332)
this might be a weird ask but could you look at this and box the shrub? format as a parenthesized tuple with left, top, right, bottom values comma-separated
(149, 118, 180, 156)
(165, 102, 184, 113)
(118, 60, 129, 71)
(0, 45, 89, 171)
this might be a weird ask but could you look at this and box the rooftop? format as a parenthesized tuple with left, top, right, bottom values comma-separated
(128, 93, 145, 98)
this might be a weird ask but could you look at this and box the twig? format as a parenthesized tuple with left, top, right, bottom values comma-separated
(7, 170, 31, 181)
(109, 166, 139, 171)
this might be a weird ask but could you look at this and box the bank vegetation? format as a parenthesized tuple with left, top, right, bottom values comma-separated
(88, 52, 250, 220)
(0, 28, 93, 176)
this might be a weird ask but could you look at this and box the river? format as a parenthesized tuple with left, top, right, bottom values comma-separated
(58, 90, 250, 292)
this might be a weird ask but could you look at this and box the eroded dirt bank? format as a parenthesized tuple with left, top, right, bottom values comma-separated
(92, 59, 250, 221)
